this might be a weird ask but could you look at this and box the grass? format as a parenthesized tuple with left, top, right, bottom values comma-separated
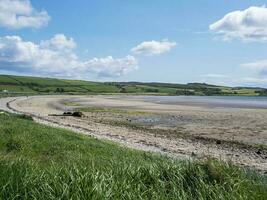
(63, 101, 82, 106)
(0, 112, 266, 199)
(76, 106, 148, 115)
(0, 74, 266, 96)
(0, 85, 35, 92)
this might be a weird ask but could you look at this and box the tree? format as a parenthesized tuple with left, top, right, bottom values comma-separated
(55, 88, 65, 93)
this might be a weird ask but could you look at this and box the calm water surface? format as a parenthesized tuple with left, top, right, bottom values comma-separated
(127, 96, 267, 109)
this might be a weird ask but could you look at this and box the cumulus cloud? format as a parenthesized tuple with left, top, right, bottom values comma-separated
(131, 39, 176, 55)
(84, 55, 138, 77)
(0, 0, 50, 29)
(209, 6, 267, 41)
(0, 34, 138, 78)
(40, 34, 76, 51)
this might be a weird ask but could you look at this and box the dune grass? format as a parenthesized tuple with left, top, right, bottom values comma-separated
(0, 112, 266, 199)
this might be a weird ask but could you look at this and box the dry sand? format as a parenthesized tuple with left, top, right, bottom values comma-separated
(3, 95, 267, 172)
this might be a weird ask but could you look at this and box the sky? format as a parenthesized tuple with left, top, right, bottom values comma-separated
(1, 0, 267, 87)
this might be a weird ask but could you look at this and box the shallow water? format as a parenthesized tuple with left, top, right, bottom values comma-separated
(126, 96, 267, 109)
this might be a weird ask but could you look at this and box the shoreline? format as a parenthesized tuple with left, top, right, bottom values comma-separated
(1, 95, 267, 172)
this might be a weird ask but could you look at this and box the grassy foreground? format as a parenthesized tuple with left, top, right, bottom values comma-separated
(0, 113, 266, 199)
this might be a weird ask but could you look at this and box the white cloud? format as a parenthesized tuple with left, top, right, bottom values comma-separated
(242, 60, 267, 70)
(40, 34, 76, 51)
(202, 74, 229, 78)
(241, 77, 267, 84)
(200, 74, 233, 86)
(209, 6, 267, 41)
(241, 60, 267, 75)
(0, 0, 50, 29)
(84, 55, 138, 77)
(131, 39, 176, 55)
(0, 35, 138, 78)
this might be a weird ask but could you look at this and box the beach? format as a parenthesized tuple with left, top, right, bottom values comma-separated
(4, 95, 267, 171)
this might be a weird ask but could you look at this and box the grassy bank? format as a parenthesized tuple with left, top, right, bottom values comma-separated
(0, 112, 266, 199)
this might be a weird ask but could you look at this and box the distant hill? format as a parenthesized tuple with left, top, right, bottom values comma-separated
(0, 74, 266, 96)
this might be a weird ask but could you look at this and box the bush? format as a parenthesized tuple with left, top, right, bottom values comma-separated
(145, 88, 159, 93)
(176, 89, 195, 95)
(256, 89, 267, 96)
(55, 88, 65, 93)
(119, 87, 127, 93)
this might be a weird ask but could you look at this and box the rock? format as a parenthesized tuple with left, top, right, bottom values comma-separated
(191, 152, 197, 157)
(72, 111, 84, 117)
(256, 149, 262, 155)
(216, 140, 222, 145)
(63, 111, 72, 115)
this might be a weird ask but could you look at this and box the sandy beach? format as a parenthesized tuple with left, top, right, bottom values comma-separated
(4, 95, 267, 171)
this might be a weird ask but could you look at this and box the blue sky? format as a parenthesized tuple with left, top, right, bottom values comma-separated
(1, 0, 267, 87)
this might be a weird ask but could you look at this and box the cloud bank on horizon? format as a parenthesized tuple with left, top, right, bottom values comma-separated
(242, 60, 267, 76)
(0, 34, 138, 78)
(0, 32, 177, 78)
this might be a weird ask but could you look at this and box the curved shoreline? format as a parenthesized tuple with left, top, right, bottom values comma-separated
(1, 96, 267, 172)
(6, 97, 179, 158)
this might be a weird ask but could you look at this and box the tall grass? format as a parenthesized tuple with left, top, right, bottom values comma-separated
(0, 112, 266, 199)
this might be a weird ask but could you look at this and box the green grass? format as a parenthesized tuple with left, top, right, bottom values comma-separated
(0, 85, 35, 92)
(9, 75, 72, 86)
(76, 106, 147, 115)
(0, 112, 266, 199)
(0, 76, 20, 85)
(63, 101, 82, 106)
(0, 74, 266, 96)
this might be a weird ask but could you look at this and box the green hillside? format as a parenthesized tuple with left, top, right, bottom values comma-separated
(0, 112, 266, 199)
(0, 74, 266, 96)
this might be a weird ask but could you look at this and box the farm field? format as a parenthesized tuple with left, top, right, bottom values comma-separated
(0, 74, 266, 96)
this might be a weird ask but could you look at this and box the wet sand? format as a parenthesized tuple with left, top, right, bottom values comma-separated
(26, 95, 267, 145)
(4, 95, 267, 171)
